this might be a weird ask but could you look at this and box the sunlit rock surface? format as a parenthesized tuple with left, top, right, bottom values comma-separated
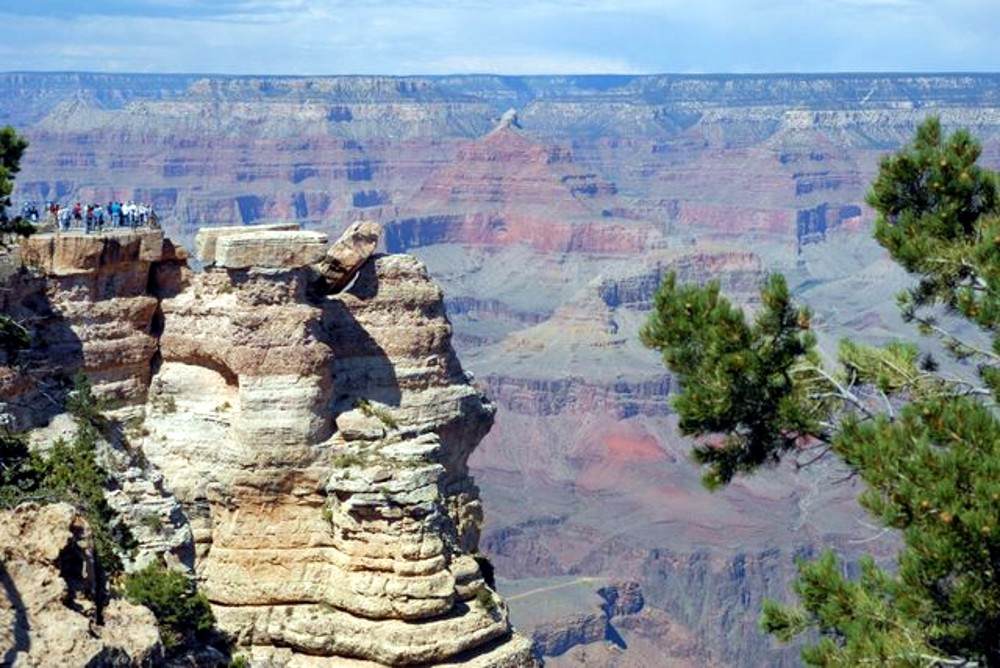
(0, 502, 162, 667)
(7, 72, 1000, 663)
(1, 228, 536, 666)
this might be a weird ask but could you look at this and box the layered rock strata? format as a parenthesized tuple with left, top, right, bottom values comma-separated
(2, 227, 534, 665)
(530, 582, 644, 658)
(196, 222, 302, 265)
(10, 230, 166, 410)
(149, 247, 533, 665)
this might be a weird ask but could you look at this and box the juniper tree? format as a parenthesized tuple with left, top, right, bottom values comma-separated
(641, 116, 1000, 666)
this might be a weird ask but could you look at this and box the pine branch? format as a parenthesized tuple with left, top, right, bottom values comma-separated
(900, 654, 978, 667)
(845, 525, 892, 545)
(793, 445, 832, 470)
(876, 388, 895, 421)
(797, 363, 875, 419)
(916, 314, 1000, 363)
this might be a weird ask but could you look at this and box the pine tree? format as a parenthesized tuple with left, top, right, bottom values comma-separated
(0, 125, 32, 245)
(0, 126, 33, 363)
(642, 116, 1000, 666)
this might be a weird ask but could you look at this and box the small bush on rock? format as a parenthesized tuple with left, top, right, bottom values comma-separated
(475, 587, 497, 612)
(353, 397, 398, 428)
(123, 563, 215, 655)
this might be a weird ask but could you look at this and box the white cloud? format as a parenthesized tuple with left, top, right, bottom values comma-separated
(1, 0, 998, 74)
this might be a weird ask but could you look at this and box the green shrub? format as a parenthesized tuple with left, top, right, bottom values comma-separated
(0, 428, 40, 506)
(0, 315, 30, 363)
(140, 513, 163, 532)
(66, 372, 112, 433)
(353, 397, 398, 428)
(331, 452, 363, 468)
(0, 374, 135, 574)
(154, 395, 177, 414)
(475, 587, 497, 612)
(38, 433, 134, 573)
(123, 563, 215, 655)
(124, 414, 148, 440)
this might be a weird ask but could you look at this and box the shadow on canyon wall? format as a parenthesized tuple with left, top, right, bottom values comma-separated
(0, 559, 30, 665)
(0, 264, 84, 430)
(324, 259, 402, 411)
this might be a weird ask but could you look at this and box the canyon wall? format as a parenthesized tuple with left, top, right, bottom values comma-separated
(4, 72, 1000, 664)
(0, 228, 535, 666)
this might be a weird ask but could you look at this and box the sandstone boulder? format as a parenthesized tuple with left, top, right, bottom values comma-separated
(194, 222, 301, 265)
(314, 220, 381, 293)
(335, 408, 385, 441)
(215, 230, 329, 269)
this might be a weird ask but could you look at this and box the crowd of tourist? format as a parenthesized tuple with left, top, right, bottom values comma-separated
(20, 200, 159, 233)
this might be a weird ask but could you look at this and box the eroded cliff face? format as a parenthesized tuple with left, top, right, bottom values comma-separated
(1, 228, 535, 667)
(8, 72, 1000, 665)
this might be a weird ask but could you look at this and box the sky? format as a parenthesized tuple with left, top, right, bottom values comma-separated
(1, 0, 997, 76)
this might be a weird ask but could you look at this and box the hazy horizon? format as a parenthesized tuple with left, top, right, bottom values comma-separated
(4, 69, 999, 78)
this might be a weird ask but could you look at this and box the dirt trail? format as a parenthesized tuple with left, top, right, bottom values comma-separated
(504, 577, 604, 602)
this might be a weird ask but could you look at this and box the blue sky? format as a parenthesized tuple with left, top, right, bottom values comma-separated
(1, 0, 997, 75)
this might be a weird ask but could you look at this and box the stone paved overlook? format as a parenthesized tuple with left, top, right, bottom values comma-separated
(1, 224, 536, 666)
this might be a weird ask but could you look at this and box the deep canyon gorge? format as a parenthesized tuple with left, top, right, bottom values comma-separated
(3, 72, 1000, 665)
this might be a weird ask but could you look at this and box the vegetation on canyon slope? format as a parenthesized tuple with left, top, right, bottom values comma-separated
(642, 116, 1000, 666)
(0, 127, 33, 364)
(123, 562, 216, 654)
(0, 131, 223, 660)
(0, 374, 134, 574)
(0, 373, 224, 660)
(0, 126, 33, 245)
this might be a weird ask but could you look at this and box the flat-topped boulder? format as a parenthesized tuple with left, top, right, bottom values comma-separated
(195, 222, 301, 264)
(19, 229, 164, 276)
(214, 230, 329, 269)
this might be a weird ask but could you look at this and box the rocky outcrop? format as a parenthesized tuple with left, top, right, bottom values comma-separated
(12, 230, 165, 408)
(314, 220, 381, 293)
(530, 582, 644, 658)
(0, 502, 162, 667)
(146, 243, 534, 665)
(1, 228, 535, 666)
